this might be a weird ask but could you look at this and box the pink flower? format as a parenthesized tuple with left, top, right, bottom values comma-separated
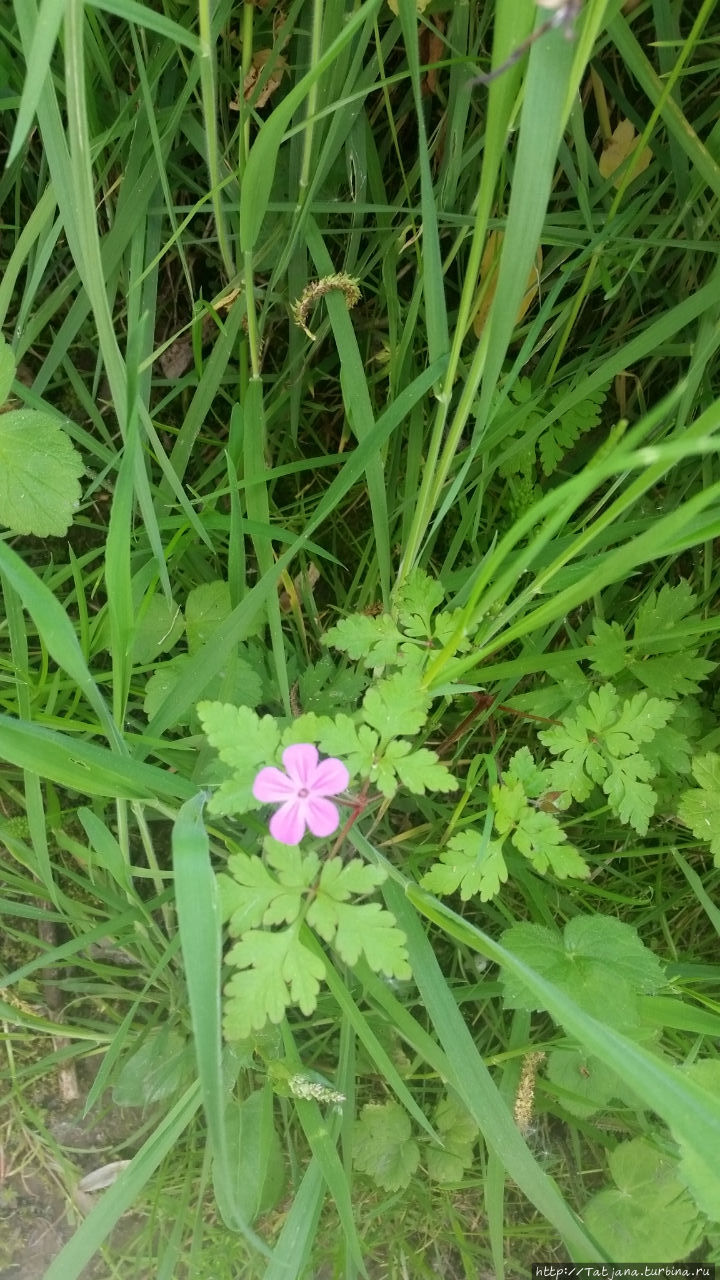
(252, 743, 350, 845)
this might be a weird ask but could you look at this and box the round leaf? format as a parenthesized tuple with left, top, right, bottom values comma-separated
(0, 408, 83, 536)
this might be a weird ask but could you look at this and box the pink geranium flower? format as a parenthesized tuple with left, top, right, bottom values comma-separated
(252, 743, 350, 846)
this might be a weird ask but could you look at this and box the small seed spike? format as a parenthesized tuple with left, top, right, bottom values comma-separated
(472, 0, 582, 87)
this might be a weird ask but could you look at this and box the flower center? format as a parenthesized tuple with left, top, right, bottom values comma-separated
(297, 787, 309, 798)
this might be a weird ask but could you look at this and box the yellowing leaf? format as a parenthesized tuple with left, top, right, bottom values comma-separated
(599, 119, 652, 186)
(473, 231, 543, 337)
(387, 0, 430, 13)
(231, 50, 287, 110)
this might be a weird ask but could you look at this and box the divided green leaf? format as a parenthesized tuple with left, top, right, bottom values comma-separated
(677, 753, 720, 863)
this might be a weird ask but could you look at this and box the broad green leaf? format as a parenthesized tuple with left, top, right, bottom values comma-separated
(545, 1048, 620, 1118)
(583, 1138, 702, 1262)
(353, 1101, 419, 1191)
(132, 594, 184, 664)
(224, 1088, 285, 1223)
(185, 580, 231, 652)
(113, 1029, 192, 1107)
(0, 408, 83, 536)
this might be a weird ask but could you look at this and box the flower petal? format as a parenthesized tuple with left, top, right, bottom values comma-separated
(311, 757, 350, 797)
(281, 742, 319, 787)
(253, 766, 296, 803)
(269, 800, 306, 846)
(304, 796, 341, 838)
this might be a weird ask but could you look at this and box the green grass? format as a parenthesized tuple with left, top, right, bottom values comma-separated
(1, 0, 720, 1274)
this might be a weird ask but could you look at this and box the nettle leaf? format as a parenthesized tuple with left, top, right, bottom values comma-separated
(353, 1102, 420, 1191)
(500, 915, 665, 1035)
(224, 929, 326, 1039)
(393, 568, 444, 637)
(0, 408, 83, 536)
(583, 1138, 703, 1261)
(426, 1093, 479, 1183)
(323, 613, 403, 667)
(198, 702, 280, 815)
(362, 671, 430, 740)
(677, 753, 720, 863)
(421, 831, 508, 902)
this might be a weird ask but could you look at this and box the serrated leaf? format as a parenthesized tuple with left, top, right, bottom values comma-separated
(603, 754, 657, 834)
(362, 671, 430, 740)
(323, 613, 402, 667)
(0, 408, 83, 536)
(218, 844, 318, 934)
(393, 568, 444, 636)
(392, 746, 457, 795)
(316, 714, 376, 780)
(588, 618, 627, 677)
(353, 1102, 419, 1191)
(144, 656, 191, 723)
(427, 1093, 478, 1183)
(633, 581, 697, 646)
(505, 746, 551, 798)
(421, 831, 508, 902)
(584, 1138, 702, 1261)
(307, 895, 410, 979)
(500, 915, 664, 1034)
(540, 683, 672, 829)
(297, 655, 367, 714)
(315, 856, 386, 901)
(224, 929, 326, 1038)
(198, 702, 280, 815)
(431, 608, 472, 651)
(677, 753, 720, 862)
